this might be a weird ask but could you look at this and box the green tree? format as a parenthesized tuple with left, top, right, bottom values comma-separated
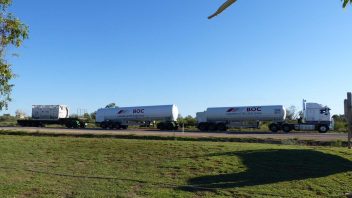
(177, 115, 197, 127)
(105, 103, 117, 108)
(0, 0, 28, 109)
(184, 115, 197, 127)
(286, 105, 298, 121)
(332, 114, 347, 132)
(83, 113, 93, 122)
(90, 111, 96, 121)
(298, 110, 304, 119)
(209, 0, 351, 19)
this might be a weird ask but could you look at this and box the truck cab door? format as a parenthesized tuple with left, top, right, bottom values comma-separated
(319, 108, 331, 122)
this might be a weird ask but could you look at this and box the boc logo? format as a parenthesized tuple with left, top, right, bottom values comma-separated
(247, 107, 262, 112)
(133, 109, 145, 114)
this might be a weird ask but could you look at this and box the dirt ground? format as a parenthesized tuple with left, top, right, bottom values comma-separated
(0, 127, 347, 141)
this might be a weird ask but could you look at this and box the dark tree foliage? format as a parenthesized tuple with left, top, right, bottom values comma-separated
(343, 0, 352, 7)
(105, 103, 117, 108)
(178, 115, 197, 127)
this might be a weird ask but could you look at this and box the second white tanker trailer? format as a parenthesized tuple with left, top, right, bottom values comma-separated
(196, 100, 333, 133)
(96, 104, 179, 130)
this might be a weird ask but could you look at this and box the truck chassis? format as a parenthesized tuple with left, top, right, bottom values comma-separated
(268, 122, 330, 133)
(17, 118, 87, 128)
(197, 121, 330, 133)
(98, 120, 179, 130)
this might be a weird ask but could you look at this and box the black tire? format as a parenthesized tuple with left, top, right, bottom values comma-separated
(318, 125, 329, 133)
(157, 122, 165, 130)
(165, 122, 174, 130)
(208, 123, 217, 131)
(112, 122, 120, 129)
(106, 122, 114, 130)
(269, 123, 279, 133)
(166, 122, 176, 130)
(100, 122, 108, 129)
(121, 125, 128, 130)
(80, 122, 86, 128)
(216, 123, 227, 131)
(65, 122, 72, 128)
(198, 122, 208, 131)
(282, 124, 292, 133)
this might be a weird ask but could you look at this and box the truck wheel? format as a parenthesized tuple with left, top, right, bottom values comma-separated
(100, 122, 107, 129)
(198, 123, 208, 131)
(168, 122, 178, 130)
(269, 124, 279, 133)
(121, 125, 128, 130)
(208, 123, 217, 131)
(107, 122, 114, 130)
(112, 123, 120, 129)
(65, 122, 72, 128)
(80, 122, 87, 128)
(166, 122, 175, 130)
(216, 123, 227, 131)
(318, 125, 329, 133)
(157, 122, 165, 130)
(282, 124, 292, 133)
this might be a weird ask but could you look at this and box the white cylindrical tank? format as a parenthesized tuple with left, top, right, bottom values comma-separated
(96, 105, 179, 123)
(204, 105, 286, 122)
(32, 105, 69, 120)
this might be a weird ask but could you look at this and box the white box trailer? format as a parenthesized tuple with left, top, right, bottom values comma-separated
(196, 101, 333, 133)
(32, 105, 69, 120)
(96, 104, 179, 130)
(18, 105, 86, 128)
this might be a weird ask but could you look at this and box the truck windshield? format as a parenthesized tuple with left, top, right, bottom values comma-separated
(320, 108, 330, 114)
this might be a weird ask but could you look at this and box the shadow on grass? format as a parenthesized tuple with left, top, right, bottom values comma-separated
(181, 149, 352, 191)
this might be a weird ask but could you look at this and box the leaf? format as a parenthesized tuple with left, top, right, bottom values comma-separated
(209, 0, 350, 19)
(208, 0, 238, 19)
(343, 0, 349, 8)
(342, 0, 352, 8)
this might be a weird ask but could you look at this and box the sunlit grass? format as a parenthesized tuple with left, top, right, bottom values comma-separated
(0, 136, 351, 197)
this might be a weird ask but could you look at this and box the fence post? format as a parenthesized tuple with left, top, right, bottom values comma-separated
(344, 92, 352, 149)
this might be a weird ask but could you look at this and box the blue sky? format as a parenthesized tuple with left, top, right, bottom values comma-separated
(3, 0, 352, 116)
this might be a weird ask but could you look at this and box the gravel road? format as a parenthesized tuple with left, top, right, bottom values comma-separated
(0, 127, 347, 141)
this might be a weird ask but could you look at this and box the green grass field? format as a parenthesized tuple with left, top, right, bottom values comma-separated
(0, 135, 352, 197)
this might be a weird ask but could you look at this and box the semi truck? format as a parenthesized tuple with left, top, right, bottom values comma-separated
(95, 104, 179, 130)
(196, 100, 333, 133)
(17, 105, 87, 128)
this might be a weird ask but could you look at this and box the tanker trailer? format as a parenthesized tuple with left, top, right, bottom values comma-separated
(96, 104, 179, 130)
(17, 105, 87, 128)
(196, 105, 286, 131)
(197, 101, 333, 133)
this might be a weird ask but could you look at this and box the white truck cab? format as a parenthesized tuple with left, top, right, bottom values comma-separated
(304, 102, 331, 123)
(275, 100, 333, 133)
